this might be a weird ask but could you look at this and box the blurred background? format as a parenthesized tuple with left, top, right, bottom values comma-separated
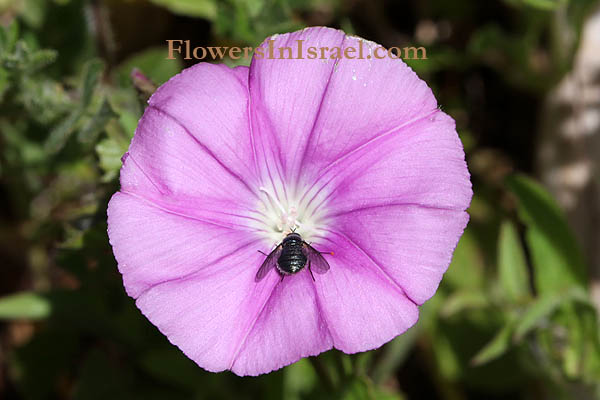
(1, 0, 600, 399)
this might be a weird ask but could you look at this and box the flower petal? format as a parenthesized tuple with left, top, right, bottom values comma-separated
(312, 231, 419, 353)
(147, 63, 257, 185)
(248, 27, 345, 188)
(121, 106, 258, 205)
(327, 205, 469, 305)
(230, 269, 333, 376)
(107, 192, 260, 298)
(249, 27, 437, 189)
(304, 112, 472, 216)
(135, 246, 279, 374)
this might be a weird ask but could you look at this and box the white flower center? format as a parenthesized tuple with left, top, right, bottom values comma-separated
(253, 184, 327, 246)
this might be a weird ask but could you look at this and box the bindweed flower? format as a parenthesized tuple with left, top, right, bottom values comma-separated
(107, 27, 472, 376)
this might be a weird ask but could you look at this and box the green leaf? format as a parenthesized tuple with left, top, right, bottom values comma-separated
(44, 60, 105, 152)
(514, 293, 562, 341)
(77, 98, 117, 144)
(560, 303, 583, 378)
(20, 0, 48, 28)
(0, 68, 9, 101)
(26, 49, 57, 72)
(96, 136, 128, 181)
(283, 358, 317, 400)
(521, 0, 567, 10)
(44, 108, 84, 153)
(432, 333, 462, 380)
(0, 291, 51, 319)
(341, 378, 402, 400)
(440, 290, 489, 318)
(342, 380, 369, 400)
(471, 321, 515, 366)
(513, 287, 588, 341)
(444, 230, 485, 290)
(117, 109, 140, 139)
(506, 174, 586, 294)
(580, 306, 600, 380)
(148, 0, 217, 20)
(81, 59, 104, 108)
(502, 0, 567, 10)
(497, 220, 530, 302)
(0, 20, 19, 54)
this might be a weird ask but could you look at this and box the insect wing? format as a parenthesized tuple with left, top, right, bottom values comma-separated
(303, 242, 331, 274)
(255, 245, 282, 282)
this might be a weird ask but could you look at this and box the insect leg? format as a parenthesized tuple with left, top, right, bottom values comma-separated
(307, 242, 332, 255)
(308, 261, 315, 281)
(257, 250, 268, 256)
(280, 274, 285, 282)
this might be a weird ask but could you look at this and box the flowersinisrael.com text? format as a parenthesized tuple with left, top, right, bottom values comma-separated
(166, 39, 427, 61)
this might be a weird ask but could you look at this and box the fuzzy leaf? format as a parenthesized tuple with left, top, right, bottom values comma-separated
(78, 99, 117, 144)
(44, 108, 84, 153)
(81, 59, 104, 108)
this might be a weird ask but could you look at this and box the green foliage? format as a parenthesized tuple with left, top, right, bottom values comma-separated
(0, 292, 51, 319)
(471, 319, 516, 366)
(506, 174, 587, 293)
(504, 0, 569, 10)
(115, 47, 182, 86)
(149, 0, 217, 20)
(497, 221, 530, 302)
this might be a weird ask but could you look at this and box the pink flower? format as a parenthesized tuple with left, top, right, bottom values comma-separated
(107, 27, 472, 376)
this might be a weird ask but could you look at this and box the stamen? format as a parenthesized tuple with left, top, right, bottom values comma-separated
(259, 186, 301, 233)
(255, 183, 328, 245)
(259, 186, 286, 215)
